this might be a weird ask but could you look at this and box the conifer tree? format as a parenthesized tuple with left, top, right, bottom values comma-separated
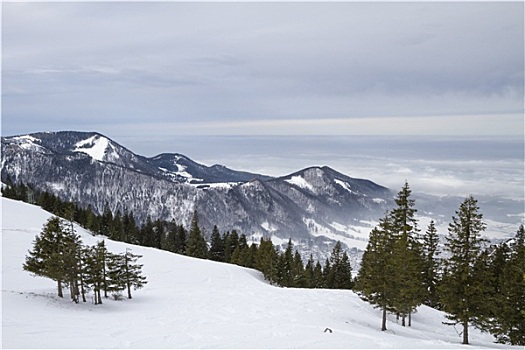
(439, 195, 487, 345)
(141, 215, 156, 248)
(100, 202, 113, 236)
(303, 254, 315, 288)
(312, 260, 324, 288)
(282, 239, 295, 287)
(389, 181, 425, 326)
(163, 219, 178, 253)
(174, 224, 187, 254)
(356, 215, 395, 331)
(292, 250, 305, 287)
(24, 216, 81, 299)
(84, 241, 107, 304)
(186, 211, 208, 259)
(256, 237, 278, 284)
(224, 230, 239, 263)
(491, 225, 525, 345)
(422, 220, 441, 308)
(120, 248, 148, 299)
(328, 241, 353, 289)
(209, 225, 225, 261)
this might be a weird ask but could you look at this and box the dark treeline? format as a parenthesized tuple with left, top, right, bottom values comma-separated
(3, 179, 353, 290)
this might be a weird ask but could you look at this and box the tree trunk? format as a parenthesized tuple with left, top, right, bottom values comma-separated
(57, 280, 63, 298)
(80, 277, 86, 302)
(381, 304, 387, 331)
(127, 281, 132, 299)
(462, 319, 469, 345)
(408, 311, 412, 327)
(402, 315, 406, 327)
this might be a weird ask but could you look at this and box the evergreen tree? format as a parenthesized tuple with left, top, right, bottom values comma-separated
(24, 216, 81, 299)
(247, 243, 258, 269)
(174, 224, 187, 254)
(439, 195, 487, 345)
(356, 215, 395, 331)
(282, 239, 295, 287)
(312, 260, 325, 288)
(153, 219, 164, 249)
(422, 220, 441, 308)
(141, 215, 156, 248)
(100, 202, 113, 236)
(209, 225, 224, 261)
(326, 241, 353, 289)
(120, 248, 148, 299)
(83, 241, 107, 304)
(389, 181, 425, 326)
(256, 237, 278, 284)
(490, 225, 525, 345)
(224, 230, 239, 263)
(164, 219, 178, 253)
(292, 250, 305, 287)
(186, 211, 208, 259)
(122, 209, 138, 244)
(111, 209, 124, 242)
(303, 254, 315, 288)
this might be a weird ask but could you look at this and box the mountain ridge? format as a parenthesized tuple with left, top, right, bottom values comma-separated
(2, 130, 393, 257)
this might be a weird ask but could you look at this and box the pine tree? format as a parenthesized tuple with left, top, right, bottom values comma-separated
(282, 239, 295, 287)
(100, 202, 113, 236)
(439, 195, 487, 345)
(312, 260, 324, 288)
(256, 237, 278, 284)
(120, 248, 148, 299)
(491, 225, 525, 345)
(83, 241, 107, 304)
(23, 216, 81, 299)
(174, 224, 187, 254)
(292, 250, 305, 287)
(186, 211, 208, 259)
(224, 230, 239, 263)
(356, 215, 395, 331)
(164, 219, 178, 253)
(422, 220, 441, 308)
(326, 241, 353, 289)
(141, 215, 156, 248)
(303, 254, 315, 288)
(209, 225, 224, 261)
(389, 181, 425, 326)
(153, 219, 164, 249)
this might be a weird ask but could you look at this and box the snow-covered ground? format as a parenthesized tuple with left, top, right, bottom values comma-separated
(1, 197, 516, 349)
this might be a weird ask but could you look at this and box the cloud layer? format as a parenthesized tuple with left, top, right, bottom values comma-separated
(2, 2, 523, 136)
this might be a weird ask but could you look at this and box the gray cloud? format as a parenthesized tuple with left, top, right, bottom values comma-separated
(2, 1, 523, 137)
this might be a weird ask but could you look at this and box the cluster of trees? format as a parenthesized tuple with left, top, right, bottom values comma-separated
(355, 181, 525, 346)
(23, 214, 147, 304)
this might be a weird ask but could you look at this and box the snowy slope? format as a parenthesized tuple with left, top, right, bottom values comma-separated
(1, 198, 514, 349)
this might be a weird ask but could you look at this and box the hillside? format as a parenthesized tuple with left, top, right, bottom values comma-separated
(1, 197, 513, 349)
(1, 131, 392, 259)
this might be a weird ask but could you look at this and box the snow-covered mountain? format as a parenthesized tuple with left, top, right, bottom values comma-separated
(1, 131, 392, 256)
(2, 197, 514, 349)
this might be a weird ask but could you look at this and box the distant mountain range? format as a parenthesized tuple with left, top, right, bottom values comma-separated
(1, 131, 395, 256)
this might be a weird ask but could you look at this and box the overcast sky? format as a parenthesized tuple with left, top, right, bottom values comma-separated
(2, 1, 523, 141)
(1, 2, 524, 200)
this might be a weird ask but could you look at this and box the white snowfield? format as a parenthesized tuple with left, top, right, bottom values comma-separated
(1, 197, 515, 349)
